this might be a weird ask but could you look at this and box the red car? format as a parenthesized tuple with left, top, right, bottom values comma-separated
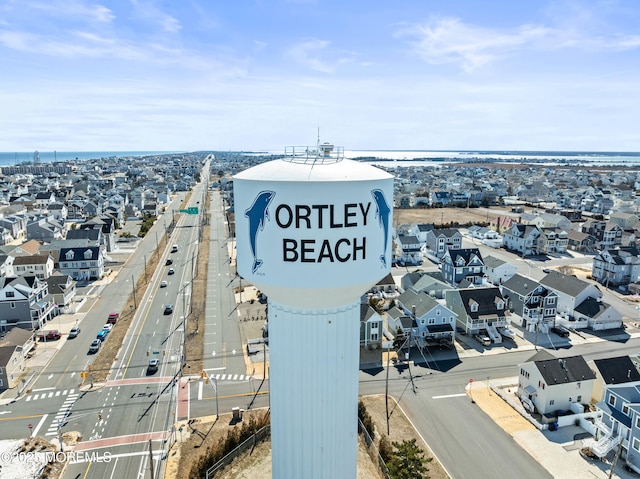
(38, 330, 61, 341)
(107, 312, 120, 324)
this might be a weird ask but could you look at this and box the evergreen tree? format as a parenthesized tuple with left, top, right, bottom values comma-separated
(387, 438, 431, 479)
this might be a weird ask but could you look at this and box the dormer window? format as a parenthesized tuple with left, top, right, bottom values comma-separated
(65, 250, 75, 260)
(83, 249, 93, 259)
(469, 300, 479, 312)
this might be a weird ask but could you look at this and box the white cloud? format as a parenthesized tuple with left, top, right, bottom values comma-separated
(129, 0, 182, 33)
(399, 14, 640, 72)
(17, 0, 114, 23)
(286, 39, 355, 73)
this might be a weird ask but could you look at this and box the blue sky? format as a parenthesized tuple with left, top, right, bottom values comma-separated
(1, 0, 640, 152)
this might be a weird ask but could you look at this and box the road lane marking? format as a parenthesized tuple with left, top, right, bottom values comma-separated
(198, 381, 203, 400)
(432, 393, 467, 399)
(32, 387, 55, 392)
(32, 413, 48, 437)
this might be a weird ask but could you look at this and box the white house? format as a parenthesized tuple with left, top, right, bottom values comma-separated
(484, 255, 517, 285)
(539, 271, 603, 318)
(517, 351, 596, 416)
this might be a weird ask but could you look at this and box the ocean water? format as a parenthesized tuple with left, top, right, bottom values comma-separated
(0, 150, 184, 166)
(343, 150, 640, 168)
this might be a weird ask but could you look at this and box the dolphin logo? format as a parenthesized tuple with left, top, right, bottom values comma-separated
(371, 189, 391, 267)
(245, 190, 275, 273)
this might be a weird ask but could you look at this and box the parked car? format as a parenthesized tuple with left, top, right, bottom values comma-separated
(96, 330, 109, 341)
(107, 312, 119, 324)
(38, 330, 61, 341)
(165, 258, 173, 265)
(164, 304, 174, 315)
(171, 245, 178, 253)
(102, 324, 113, 332)
(474, 334, 491, 346)
(160, 280, 168, 288)
(147, 359, 159, 375)
(168, 268, 175, 275)
(551, 326, 570, 338)
(88, 339, 101, 354)
(68, 326, 81, 338)
(543, 268, 552, 273)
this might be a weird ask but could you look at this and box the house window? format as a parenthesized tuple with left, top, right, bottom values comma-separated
(634, 438, 640, 452)
(371, 333, 378, 341)
(549, 399, 554, 406)
(436, 310, 441, 315)
(624, 404, 630, 415)
(6, 291, 14, 298)
(609, 394, 616, 407)
(636, 417, 640, 429)
(577, 395, 582, 403)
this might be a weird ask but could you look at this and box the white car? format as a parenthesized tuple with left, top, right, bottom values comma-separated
(160, 280, 168, 288)
(102, 323, 113, 332)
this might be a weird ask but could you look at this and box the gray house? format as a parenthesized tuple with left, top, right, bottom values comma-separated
(425, 228, 463, 259)
(0, 275, 55, 331)
(441, 248, 485, 286)
(445, 287, 509, 341)
(500, 274, 558, 332)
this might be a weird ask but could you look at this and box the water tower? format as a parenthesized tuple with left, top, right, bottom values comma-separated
(234, 143, 393, 478)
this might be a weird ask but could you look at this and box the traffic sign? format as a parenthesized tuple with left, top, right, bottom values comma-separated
(28, 424, 32, 430)
(179, 207, 199, 214)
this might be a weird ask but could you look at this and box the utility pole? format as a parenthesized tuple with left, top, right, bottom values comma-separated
(132, 275, 137, 308)
(182, 285, 188, 369)
(144, 254, 147, 283)
(608, 439, 623, 479)
(385, 347, 391, 435)
(148, 439, 155, 479)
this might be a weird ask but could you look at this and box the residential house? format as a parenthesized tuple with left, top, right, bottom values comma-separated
(0, 275, 55, 331)
(566, 230, 597, 252)
(588, 356, 640, 404)
(360, 303, 384, 350)
(500, 274, 558, 332)
(386, 306, 418, 347)
(592, 247, 640, 287)
(0, 215, 27, 241)
(47, 202, 68, 221)
(400, 270, 451, 299)
(517, 350, 596, 416)
(489, 215, 520, 235)
(503, 224, 542, 257)
(530, 212, 573, 231)
(58, 246, 105, 281)
(34, 191, 56, 210)
(26, 215, 66, 242)
(368, 272, 399, 300)
(0, 255, 15, 277)
(12, 254, 54, 279)
(396, 289, 456, 349)
(610, 212, 639, 230)
(0, 328, 35, 392)
(0, 228, 12, 246)
(424, 228, 463, 259)
(46, 272, 76, 314)
(395, 235, 422, 266)
(441, 248, 485, 286)
(539, 271, 604, 320)
(445, 287, 509, 341)
(537, 228, 569, 254)
(587, 383, 640, 467)
(573, 297, 623, 330)
(430, 191, 451, 206)
(484, 255, 517, 285)
(409, 223, 435, 244)
(582, 220, 623, 249)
